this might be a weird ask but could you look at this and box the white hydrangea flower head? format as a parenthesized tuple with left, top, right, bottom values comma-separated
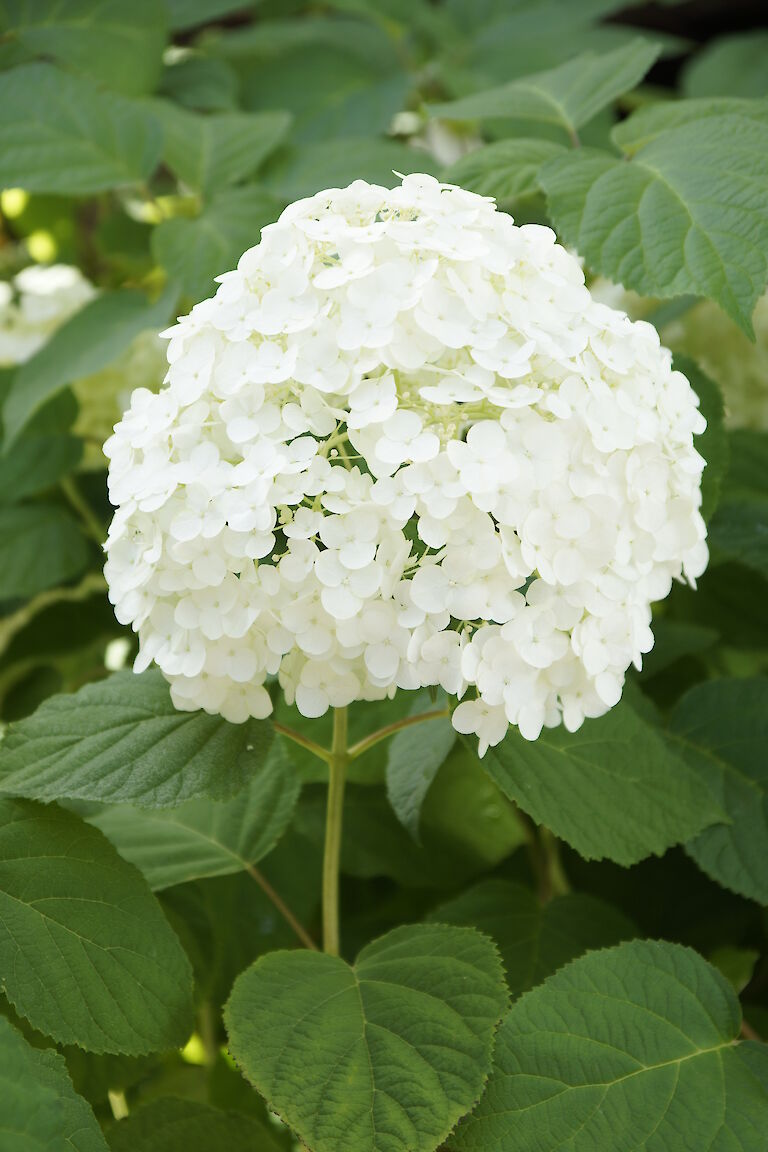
(104, 174, 707, 755)
(0, 264, 95, 366)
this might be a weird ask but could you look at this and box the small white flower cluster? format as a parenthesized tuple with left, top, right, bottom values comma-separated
(105, 175, 707, 754)
(0, 264, 95, 366)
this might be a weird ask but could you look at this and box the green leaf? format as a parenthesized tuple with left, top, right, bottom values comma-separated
(0, 1014, 109, 1151)
(106, 1097, 285, 1152)
(541, 113, 768, 333)
(709, 945, 761, 995)
(0, 504, 89, 599)
(89, 740, 300, 890)
(0, 63, 162, 194)
(297, 747, 524, 891)
(669, 678, 768, 903)
(723, 431, 768, 501)
(445, 139, 565, 202)
(0, 0, 167, 96)
(684, 32, 768, 100)
(611, 97, 768, 155)
(225, 923, 508, 1152)
(210, 19, 407, 143)
(0, 668, 274, 807)
(152, 188, 280, 302)
(155, 101, 292, 196)
(159, 55, 238, 112)
(708, 500, 768, 579)
(0, 433, 81, 503)
(3, 285, 176, 446)
(448, 940, 768, 1152)
(385, 709, 456, 840)
(430, 39, 661, 134)
(676, 354, 728, 521)
(263, 137, 439, 204)
(0, 797, 194, 1052)
(637, 619, 718, 680)
(438, 0, 679, 91)
(431, 879, 634, 999)
(479, 701, 723, 864)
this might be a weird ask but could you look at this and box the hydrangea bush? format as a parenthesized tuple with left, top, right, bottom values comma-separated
(0, 6, 767, 1152)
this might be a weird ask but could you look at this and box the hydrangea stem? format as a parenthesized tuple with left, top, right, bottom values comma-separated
(322, 706, 348, 955)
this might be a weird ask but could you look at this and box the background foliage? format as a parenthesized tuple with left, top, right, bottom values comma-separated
(0, 1, 767, 1149)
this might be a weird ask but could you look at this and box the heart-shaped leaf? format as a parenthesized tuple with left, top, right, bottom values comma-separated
(449, 939, 768, 1151)
(225, 923, 507, 1152)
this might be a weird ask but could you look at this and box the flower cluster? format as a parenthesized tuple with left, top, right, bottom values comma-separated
(105, 174, 707, 754)
(0, 264, 95, 366)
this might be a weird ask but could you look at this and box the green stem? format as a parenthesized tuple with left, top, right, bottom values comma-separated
(347, 708, 450, 759)
(273, 721, 332, 763)
(246, 862, 318, 951)
(322, 706, 348, 956)
(538, 826, 570, 901)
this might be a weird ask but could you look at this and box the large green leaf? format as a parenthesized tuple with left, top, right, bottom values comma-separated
(385, 708, 456, 841)
(479, 701, 723, 864)
(3, 285, 176, 445)
(0, 1014, 109, 1151)
(152, 188, 280, 302)
(0, 0, 167, 96)
(445, 139, 565, 202)
(0, 798, 194, 1052)
(0, 668, 274, 807)
(611, 97, 768, 155)
(431, 879, 634, 999)
(89, 740, 300, 890)
(0, 63, 162, 193)
(107, 1098, 285, 1152)
(540, 112, 768, 333)
(449, 940, 768, 1151)
(669, 678, 768, 903)
(0, 504, 89, 599)
(155, 101, 291, 196)
(430, 40, 660, 134)
(225, 924, 508, 1152)
(684, 32, 768, 100)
